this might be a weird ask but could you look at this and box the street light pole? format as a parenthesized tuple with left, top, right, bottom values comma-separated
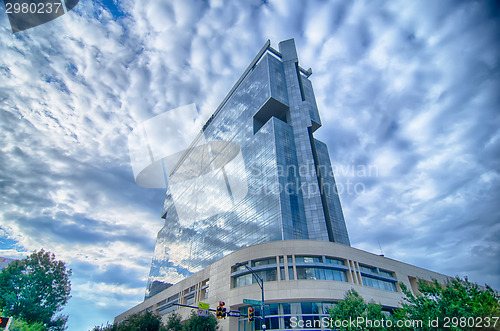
(235, 262, 266, 330)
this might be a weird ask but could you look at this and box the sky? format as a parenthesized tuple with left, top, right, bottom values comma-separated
(0, 0, 499, 330)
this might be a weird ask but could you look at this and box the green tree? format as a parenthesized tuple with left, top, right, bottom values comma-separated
(92, 310, 167, 331)
(329, 278, 500, 331)
(91, 322, 117, 331)
(0, 250, 71, 330)
(124, 310, 166, 331)
(92, 310, 219, 331)
(0, 309, 47, 331)
(9, 318, 47, 331)
(181, 311, 218, 331)
(329, 289, 386, 330)
(393, 277, 500, 330)
(165, 313, 182, 331)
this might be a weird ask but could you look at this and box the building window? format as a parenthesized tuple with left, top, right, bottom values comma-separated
(267, 317, 280, 329)
(234, 273, 253, 288)
(359, 264, 395, 281)
(157, 303, 177, 315)
(283, 316, 292, 329)
(253, 257, 276, 267)
(297, 267, 316, 280)
(296, 267, 347, 282)
(295, 255, 321, 264)
(322, 302, 334, 315)
(186, 294, 195, 306)
(325, 257, 345, 265)
(167, 294, 178, 303)
(265, 303, 280, 316)
(234, 263, 249, 272)
(157, 295, 179, 316)
(379, 269, 394, 278)
(201, 280, 209, 299)
(233, 269, 278, 288)
(301, 302, 313, 314)
(359, 264, 378, 274)
(238, 301, 337, 330)
(288, 267, 294, 280)
(362, 276, 397, 292)
(282, 303, 291, 315)
(261, 269, 277, 282)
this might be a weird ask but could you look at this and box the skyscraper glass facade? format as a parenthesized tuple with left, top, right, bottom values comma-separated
(146, 39, 350, 298)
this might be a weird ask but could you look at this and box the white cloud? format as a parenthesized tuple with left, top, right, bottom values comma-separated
(1, 0, 499, 330)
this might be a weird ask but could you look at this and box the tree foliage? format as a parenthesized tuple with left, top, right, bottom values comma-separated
(329, 289, 385, 331)
(92, 310, 219, 331)
(180, 311, 218, 331)
(164, 313, 182, 331)
(394, 277, 500, 330)
(9, 317, 47, 331)
(0, 309, 47, 331)
(123, 310, 166, 331)
(329, 277, 500, 331)
(92, 310, 167, 331)
(0, 250, 71, 330)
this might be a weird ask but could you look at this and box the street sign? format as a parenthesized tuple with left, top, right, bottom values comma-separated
(198, 309, 209, 317)
(243, 299, 262, 305)
(198, 302, 209, 310)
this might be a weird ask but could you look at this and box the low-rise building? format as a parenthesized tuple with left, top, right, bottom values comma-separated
(115, 240, 449, 330)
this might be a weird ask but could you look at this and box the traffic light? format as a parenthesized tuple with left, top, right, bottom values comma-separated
(216, 301, 227, 319)
(0, 316, 9, 327)
(216, 302, 222, 319)
(248, 307, 255, 322)
(221, 301, 227, 318)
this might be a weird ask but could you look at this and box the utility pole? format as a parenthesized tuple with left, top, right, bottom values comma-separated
(235, 262, 266, 330)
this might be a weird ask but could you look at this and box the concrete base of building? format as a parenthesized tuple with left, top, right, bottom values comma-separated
(115, 240, 450, 330)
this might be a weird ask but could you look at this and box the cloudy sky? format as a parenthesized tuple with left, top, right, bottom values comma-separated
(1, 0, 499, 329)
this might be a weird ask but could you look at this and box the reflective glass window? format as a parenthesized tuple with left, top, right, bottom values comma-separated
(253, 258, 276, 267)
(295, 256, 321, 264)
(234, 268, 278, 288)
(322, 303, 334, 315)
(268, 317, 280, 329)
(234, 264, 248, 272)
(359, 264, 377, 274)
(296, 267, 347, 282)
(234, 273, 253, 288)
(312, 302, 321, 314)
(283, 317, 292, 329)
(268, 304, 279, 316)
(379, 269, 393, 278)
(362, 276, 397, 292)
(325, 257, 344, 265)
(301, 302, 313, 314)
(186, 294, 194, 306)
(290, 303, 301, 315)
(282, 303, 291, 315)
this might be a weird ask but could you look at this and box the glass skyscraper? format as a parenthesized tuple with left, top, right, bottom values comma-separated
(146, 39, 350, 298)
